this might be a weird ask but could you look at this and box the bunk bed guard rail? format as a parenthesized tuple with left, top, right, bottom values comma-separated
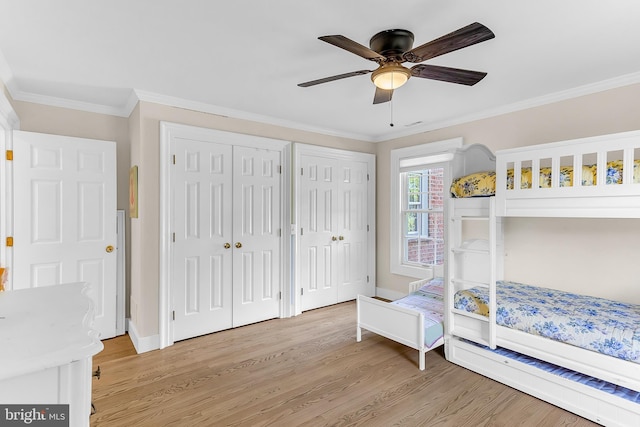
(495, 130, 640, 218)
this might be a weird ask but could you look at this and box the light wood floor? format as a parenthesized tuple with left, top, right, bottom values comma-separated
(90, 301, 597, 427)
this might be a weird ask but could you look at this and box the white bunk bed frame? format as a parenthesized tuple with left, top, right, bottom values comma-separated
(447, 130, 640, 426)
(357, 144, 495, 371)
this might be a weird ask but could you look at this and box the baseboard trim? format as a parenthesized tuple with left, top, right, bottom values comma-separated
(375, 287, 404, 301)
(126, 318, 160, 354)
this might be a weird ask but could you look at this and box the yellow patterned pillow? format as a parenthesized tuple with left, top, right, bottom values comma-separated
(507, 165, 596, 188)
(450, 171, 496, 197)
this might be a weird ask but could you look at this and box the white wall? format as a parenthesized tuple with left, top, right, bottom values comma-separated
(376, 82, 640, 303)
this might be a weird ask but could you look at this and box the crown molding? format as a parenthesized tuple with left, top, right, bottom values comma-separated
(372, 71, 640, 142)
(0, 90, 19, 130)
(1, 70, 638, 143)
(132, 89, 373, 142)
(8, 87, 133, 118)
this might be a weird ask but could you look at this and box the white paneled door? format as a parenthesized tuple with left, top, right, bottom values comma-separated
(335, 158, 369, 302)
(171, 138, 282, 342)
(298, 155, 338, 311)
(12, 131, 117, 339)
(171, 139, 233, 341)
(232, 146, 281, 327)
(298, 147, 374, 312)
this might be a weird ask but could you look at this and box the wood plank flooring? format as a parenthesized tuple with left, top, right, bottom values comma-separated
(90, 301, 597, 427)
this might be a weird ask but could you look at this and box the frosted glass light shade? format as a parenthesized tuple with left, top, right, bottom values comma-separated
(371, 64, 411, 90)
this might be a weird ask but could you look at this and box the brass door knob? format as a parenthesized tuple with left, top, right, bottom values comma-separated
(338, 236, 344, 241)
(224, 243, 231, 249)
(235, 242, 242, 248)
(331, 236, 337, 241)
(106, 245, 114, 253)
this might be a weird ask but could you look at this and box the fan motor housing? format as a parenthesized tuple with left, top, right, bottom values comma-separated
(369, 29, 415, 57)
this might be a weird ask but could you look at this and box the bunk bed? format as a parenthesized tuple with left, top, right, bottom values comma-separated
(356, 144, 495, 370)
(446, 130, 640, 426)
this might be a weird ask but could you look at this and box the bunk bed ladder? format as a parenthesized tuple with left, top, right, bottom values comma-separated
(447, 197, 503, 350)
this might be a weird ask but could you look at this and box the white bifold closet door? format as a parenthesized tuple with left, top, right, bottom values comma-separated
(172, 140, 281, 342)
(12, 130, 118, 339)
(298, 148, 374, 312)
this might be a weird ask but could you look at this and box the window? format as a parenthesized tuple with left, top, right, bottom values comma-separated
(390, 138, 462, 278)
(402, 167, 444, 267)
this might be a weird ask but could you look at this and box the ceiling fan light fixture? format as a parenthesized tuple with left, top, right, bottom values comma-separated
(371, 64, 411, 90)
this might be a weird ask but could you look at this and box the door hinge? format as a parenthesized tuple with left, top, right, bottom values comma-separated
(172, 232, 175, 242)
(367, 224, 370, 232)
(172, 310, 175, 321)
(6, 150, 13, 161)
(367, 173, 370, 181)
(278, 228, 281, 237)
(367, 275, 370, 283)
(6, 237, 13, 247)
(300, 228, 303, 236)
(278, 291, 282, 300)
(301, 168, 304, 176)
(278, 165, 282, 174)
(172, 154, 176, 165)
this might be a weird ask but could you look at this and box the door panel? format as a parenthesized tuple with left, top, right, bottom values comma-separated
(172, 139, 233, 341)
(232, 146, 281, 327)
(299, 155, 338, 311)
(13, 131, 117, 339)
(337, 159, 369, 301)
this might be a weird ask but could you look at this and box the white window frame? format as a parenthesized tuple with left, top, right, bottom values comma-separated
(390, 138, 462, 278)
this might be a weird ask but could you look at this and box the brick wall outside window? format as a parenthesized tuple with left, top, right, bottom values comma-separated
(406, 170, 444, 265)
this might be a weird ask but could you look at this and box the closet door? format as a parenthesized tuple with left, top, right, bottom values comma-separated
(336, 158, 369, 302)
(297, 146, 374, 312)
(171, 138, 282, 341)
(299, 155, 339, 311)
(232, 146, 281, 327)
(172, 140, 233, 341)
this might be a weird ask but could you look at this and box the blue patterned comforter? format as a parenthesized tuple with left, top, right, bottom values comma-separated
(392, 278, 444, 348)
(453, 281, 640, 363)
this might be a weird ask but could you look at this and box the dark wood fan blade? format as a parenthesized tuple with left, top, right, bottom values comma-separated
(319, 35, 386, 62)
(411, 64, 487, 86)
(403, 22, 495, 63)
(373, 87, 393, 104)
(298, 70, 372, 87)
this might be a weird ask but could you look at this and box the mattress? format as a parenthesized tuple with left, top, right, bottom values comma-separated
(464, 340, 640, 404)
(450, 159, 640, 198)
(453, 281, 640, 364)
(392, 277, 444, 348)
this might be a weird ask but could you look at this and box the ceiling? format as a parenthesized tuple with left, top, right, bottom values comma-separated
(1, 1, 639, 142)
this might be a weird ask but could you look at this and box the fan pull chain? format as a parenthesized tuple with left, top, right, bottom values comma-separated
(389, 98, 394, 127)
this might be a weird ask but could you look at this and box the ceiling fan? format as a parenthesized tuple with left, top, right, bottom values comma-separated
(298, 22, 495, 104)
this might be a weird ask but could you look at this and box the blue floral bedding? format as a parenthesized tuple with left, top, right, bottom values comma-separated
(392, 278, 444, 348)
(453, 281, 640, 363)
